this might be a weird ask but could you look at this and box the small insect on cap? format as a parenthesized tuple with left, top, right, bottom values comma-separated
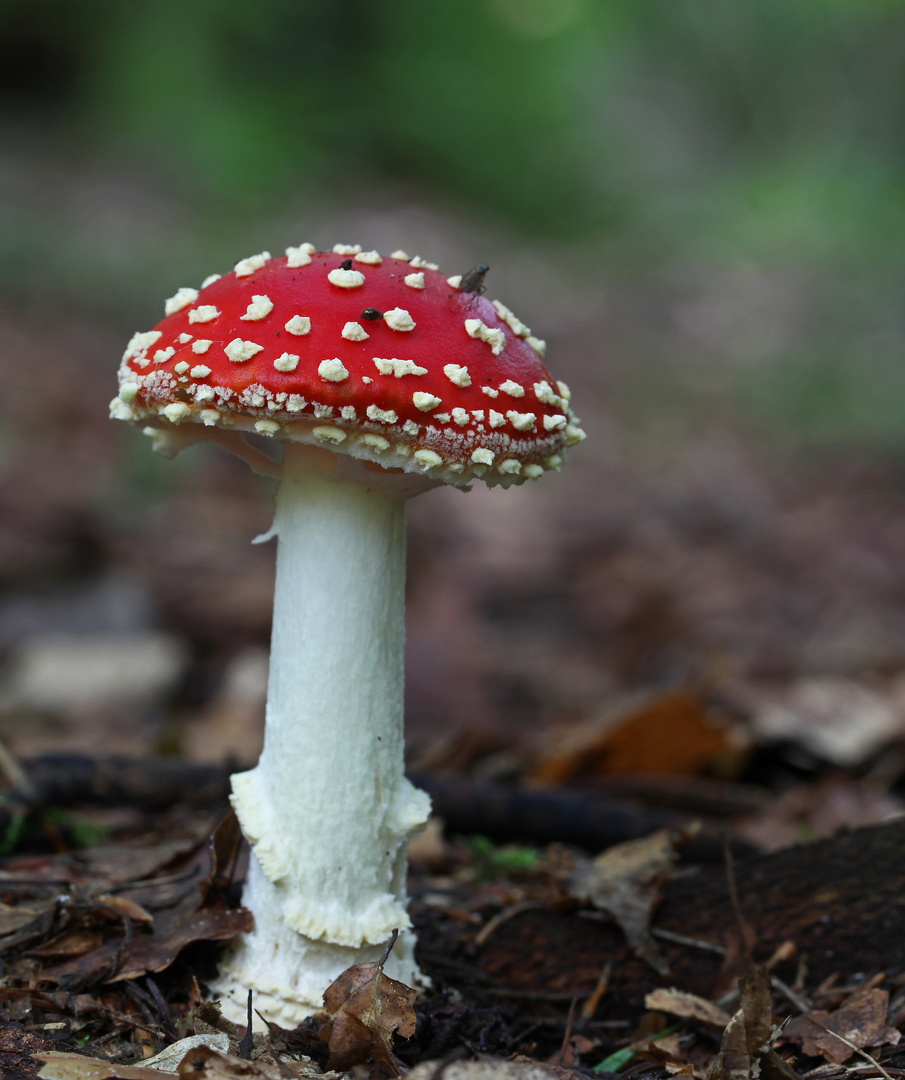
(111, 245, 585, 486)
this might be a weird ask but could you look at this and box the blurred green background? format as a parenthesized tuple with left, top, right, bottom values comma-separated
(3, 0, 904, 449)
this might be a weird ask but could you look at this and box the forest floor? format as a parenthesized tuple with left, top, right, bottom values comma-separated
(4, 223, 905, 1077)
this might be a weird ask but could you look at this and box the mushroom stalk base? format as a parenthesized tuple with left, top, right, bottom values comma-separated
(214, 444, 431, 1026)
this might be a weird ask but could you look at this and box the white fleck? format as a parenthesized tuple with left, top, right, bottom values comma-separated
(255, 419, 280, 436)
(449, 463, 464, 473)
(286, 395, 306, 412)
(225, 338, 264, 363)
(374, 357, 428, 378)
(174, 361, 190, 375)
(190, 365, 211, 378)
(285, 315, 311, 336)
(443, 364, 471, 388)
(402, 420, 421, 436)
(188, 305, 220, 324)
(390, 250, 410, 261)
(362, 376, 372, 384)
(413, 391, 442, 412)
(318, 358, 349, 382)
(165, 287, 199, 316)
(446, 274, 463, 288)
(153, 346, 176, 364)
(545, 454, 563, 470)
(250, 393, 266, 407)
(498, 459, 521, 475)
(118, 382, 140, 403)
(507, 411, 536, 432)
(313, 425, 347, 444)
(200, 409, 220, 425)
(342, 321, 369, 341)
(452, 407, 470, 426)
(564, 424, 586, 445)
(163, 402, 191, 423)
(492, 299, 531, 338)
(367, 405, 398, 423)
(488, 411, 506, 428)
(201, 273, 221, 288)
(240, 294, 274, 321)
(361, 433, 390, 451)
(527, 336, 546, 357)
(123, 330, 162, 361)
(333, 243, 362, 255)
(556, 380, 571, 401)
(194, 385, 216, 403)
(234, 252, 271, 277)
(109, 397, 133, 420)
(192, 340, 212, 354)
(471, 409, 485, 421)
(499, 379, 525, 397)
(543, 413, 568, 431)
(533, 380, 559, 405)
(481, 386, 499, 398)
(464, 318, 505, 355)
(340, 405, 357, 420)
(404, 272, 425, 289)
(383, 307, 415, 332)
(313, 403, 333, 418)
(178, 333, 193, 344)
(396, 443, 412, 457)
(276, 392, 287, 402)
(328, 267, 366, 288)
(285, 245, 314, 267)
(471, 448, 494, 466)
(434, 412, 450, 423)
(355, 250, 382, 265)
(523, 463, 544, 479)
(274, 353, 299, 372)
(415, 449, 443, 468)
(409, 255, 439, 270)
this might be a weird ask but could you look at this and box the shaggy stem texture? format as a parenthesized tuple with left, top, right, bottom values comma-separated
(215, 443, 431, 1025)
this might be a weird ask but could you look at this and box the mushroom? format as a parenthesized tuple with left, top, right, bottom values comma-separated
(110, 244, 585, 1026)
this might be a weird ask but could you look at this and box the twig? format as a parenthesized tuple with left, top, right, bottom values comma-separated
(807, 1020, 894, 1080)
(0, 738, 29, 791)
(555, 996, 579, 1067)
(581, 961, 611, 1021)
(651, 927, 727, 955)
(473, 901, 539, 948)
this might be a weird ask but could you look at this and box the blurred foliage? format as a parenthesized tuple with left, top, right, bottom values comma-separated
(2, 0, 904, 256)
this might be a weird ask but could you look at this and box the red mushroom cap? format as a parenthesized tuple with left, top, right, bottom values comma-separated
(111, 245, 585, 485)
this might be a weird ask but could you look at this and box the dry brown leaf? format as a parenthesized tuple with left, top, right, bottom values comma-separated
(707, 968, 800, 1080)
(567, 828, 690, 974)
(321, 958, 416, 1075)
(645, 988, 732, 1027)
(530, 690, 743, 784)
(37, 1051, 167, 1079)
(95, 894, 155, 924)
(782, 988, 901, 1065)
(176, 1046, 285, 1079)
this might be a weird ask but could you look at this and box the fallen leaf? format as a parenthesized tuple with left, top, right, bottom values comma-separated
(782, 988, 901, 1065)
(142, 1034, 230, 1072)
(645, 988, 732, 1027)
(37, 1051, 166, 1079)
(707, 968, 800, 1080)
(321, 957, 416, 1075)
(567, 828, 691, 974)
(176, 1046, 299, 1079)
(531, 690, 744, 784)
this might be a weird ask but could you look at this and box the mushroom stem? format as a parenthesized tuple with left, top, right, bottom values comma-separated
(215, 441, 431, 1025)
